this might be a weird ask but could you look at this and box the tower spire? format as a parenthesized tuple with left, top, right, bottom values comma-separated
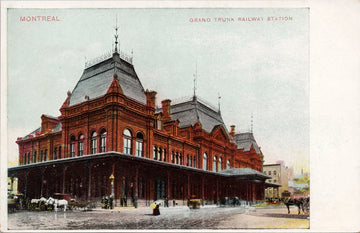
(193, 62, 198, 101)
(251, 113, 254, 133)
(114, 15, 119, 53)
(218, 93, 221, 113)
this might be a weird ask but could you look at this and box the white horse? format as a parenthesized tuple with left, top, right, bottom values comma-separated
(31, 197, 47, 204)
(46, 197, 68, 211)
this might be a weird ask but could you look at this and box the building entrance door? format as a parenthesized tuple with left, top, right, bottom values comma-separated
(154, 178, 166, 201)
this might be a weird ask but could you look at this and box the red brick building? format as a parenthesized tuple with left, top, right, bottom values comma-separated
(8, 44, 268, 207)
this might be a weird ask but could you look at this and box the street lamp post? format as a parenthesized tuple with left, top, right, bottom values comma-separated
(109, 174, 114, 209)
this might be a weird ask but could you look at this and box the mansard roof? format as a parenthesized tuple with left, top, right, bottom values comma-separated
(22, 127, 41, 140)
(68, 52, 146, 106)
(233, 132, 261, 154)
(169, 97, 230, 135)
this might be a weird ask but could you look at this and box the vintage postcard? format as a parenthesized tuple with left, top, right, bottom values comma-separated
(1, 1, 357, 232)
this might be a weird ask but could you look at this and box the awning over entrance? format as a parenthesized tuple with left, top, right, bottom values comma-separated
(264, 182, 281, 188)
(218, 168, 270, 182)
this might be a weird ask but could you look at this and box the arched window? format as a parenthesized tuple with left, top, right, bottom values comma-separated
(203, 153, 208, 170)
(91, 131, 97, 154)
(58, 146, 62, 159)
(193, 157, 196, 168)
(218, 158, 222, 172)
(226, 160, 231, 169)
(213, 156, 217, 172)
(100, 130, 107, 153)
(175, 152, 179, 164)
(79, 134, 84, 156)
(53, 148, 57, 160)
(123, 129, 132, 154)
(33, 151, 37, 163)
(135, 132, 144, 157)
(70, 135, 76, 157)
(153, 146, 157, 159)
(158, 147, 162, 161)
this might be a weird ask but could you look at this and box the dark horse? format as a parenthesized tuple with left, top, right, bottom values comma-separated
(282, 197, 306, 214)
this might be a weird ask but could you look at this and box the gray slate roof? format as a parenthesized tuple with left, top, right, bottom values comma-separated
(68, 52, 146, 106)
(169, 97, 229, 135)
(233, 132, 261, 154)
(22, 127, 41, 140)
(219, 168, 270, 179)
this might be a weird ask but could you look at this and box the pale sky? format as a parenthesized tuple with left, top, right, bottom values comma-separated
(7, 8, 309, 173)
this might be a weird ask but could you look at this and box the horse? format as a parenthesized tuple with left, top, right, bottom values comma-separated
(281, 197, 305, 214)
(46, 197, 68, 211)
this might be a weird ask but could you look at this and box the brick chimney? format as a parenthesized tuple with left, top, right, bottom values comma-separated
(41, 115, 59, 134)
(230, 125, 235, 137)
(145, 89, 157, 109)
(161, 99, 171, 121)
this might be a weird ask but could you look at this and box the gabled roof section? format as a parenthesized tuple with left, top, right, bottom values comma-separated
(68, 52, 146, 106)
(169, 97, 230, 136)
(234, 132, 261, 154)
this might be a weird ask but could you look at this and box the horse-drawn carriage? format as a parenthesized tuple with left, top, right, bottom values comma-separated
(281, 191, 310, 215)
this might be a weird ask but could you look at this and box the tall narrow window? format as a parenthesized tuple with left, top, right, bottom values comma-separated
(193, 157, 196, 168)
(226, 160, 231, 169)
(91, 131, 97, 154)
(213, 156, 217, 172)
(186, 155, 189, 166)
(171, 151, 174, 163)
(163, 149, 166, 162)
(58, 146, 62, 159)
(33, 151, 37, 163)
(179, 153, 182, 165)
(218, 158, 222, 172)
(203, 153, 208, 170)
(70, 135, 76, 157)
(190, 156, 193, 167)
(44, 149, 48, 161)
(54, 148, 57, 160)
(123, 129, 132, 154)
(40, 150, 43, 162)
(135, 132, 144, 157)
(153, 146, 157, 159)
(158, 148, 162, 161)
(79, 134, 84, 156)
(175, 152, 179, 164)
(27, 152, 31, 164)
(100, 130, 107, 153)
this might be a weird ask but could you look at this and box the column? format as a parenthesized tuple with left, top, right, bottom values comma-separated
(167, 171, 171, 200)
(216, 178, 219, 204)
(134, 165, 139, 208)
(62, 166, 67, 193)
(87, 163, 92, 201)
(187, 174, 190, 200)
(201, 175, 205, 205)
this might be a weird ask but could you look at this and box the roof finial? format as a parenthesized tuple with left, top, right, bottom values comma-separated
(218, 92, 221, 113)
(193, 62, 198, 101)
(114, 15, 119, 53)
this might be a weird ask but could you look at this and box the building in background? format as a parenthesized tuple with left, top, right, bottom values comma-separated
(263, 161, 291, 200)
(8, 32, 268, 207)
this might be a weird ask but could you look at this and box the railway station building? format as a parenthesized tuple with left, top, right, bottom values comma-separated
(8, 38, 269, 207)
